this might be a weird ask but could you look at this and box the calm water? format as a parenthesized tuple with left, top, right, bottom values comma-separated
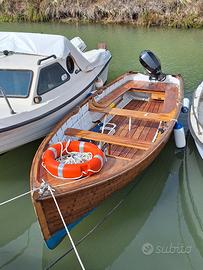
(0, 23, 203, 270)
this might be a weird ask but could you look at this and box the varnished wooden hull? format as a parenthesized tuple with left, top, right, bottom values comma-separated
(36, 136, 168, 248)
(30, 72, 184, 249)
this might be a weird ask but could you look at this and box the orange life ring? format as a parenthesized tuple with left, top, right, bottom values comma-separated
(42, 141, 104, 179)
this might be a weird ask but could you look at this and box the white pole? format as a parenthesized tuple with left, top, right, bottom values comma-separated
(99, 115, 107, 148)
(128, 117, 132, 131)
(48, 185, 85, 270)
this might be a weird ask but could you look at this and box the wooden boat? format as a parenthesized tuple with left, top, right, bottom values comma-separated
(189, 81, 203, 158)
(30, 71, 183, 249)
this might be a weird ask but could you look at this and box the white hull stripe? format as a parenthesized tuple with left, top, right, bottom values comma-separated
(48, 147, 58, 159)
(94, 154, 104, 167)
(58, 163, 65, 177)
(79, 141, 85, 152)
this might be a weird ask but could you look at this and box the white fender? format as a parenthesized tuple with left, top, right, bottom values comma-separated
(181, 98, 190, 113)
(95, 77, 104, 89)
(174, 122, 186, 148)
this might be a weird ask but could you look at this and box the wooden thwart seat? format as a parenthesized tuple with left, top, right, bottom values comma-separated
(93, 84, 166, 108)
(89, 104, 175, 122)
(92, 81, 178, 112)
(92, 86, 128, 108)
(65, 128, 151, 151)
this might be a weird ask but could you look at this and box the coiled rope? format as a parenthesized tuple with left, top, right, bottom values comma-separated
(56, 151, 92, 164)
(56, 141, 92, 165)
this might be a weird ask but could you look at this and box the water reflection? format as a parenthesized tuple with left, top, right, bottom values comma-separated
(0, 22, 203, 269)
(180, 134, 203, 257)
(0, 141, 43, 269)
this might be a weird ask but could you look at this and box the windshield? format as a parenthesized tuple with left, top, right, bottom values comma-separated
(0, 70, 33, 97)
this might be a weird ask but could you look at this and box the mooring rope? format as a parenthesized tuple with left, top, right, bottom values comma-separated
(0, 190, 32, 206)
(47, 183, 86, 270)
(45, 174, 144, 270)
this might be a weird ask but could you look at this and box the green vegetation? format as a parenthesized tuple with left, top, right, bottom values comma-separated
(0, 0, 203, 28)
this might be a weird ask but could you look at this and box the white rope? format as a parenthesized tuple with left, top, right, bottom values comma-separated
(0, 158, 101, 206)
(58, 140, 70, 160)
(42, 162, 85, 180)
(56, 152, 93, 165)
(0, 190, 31, 206)
(56, 140, 93, 165)
(47, 183, 85, 270)
(0, 140, 104, 206)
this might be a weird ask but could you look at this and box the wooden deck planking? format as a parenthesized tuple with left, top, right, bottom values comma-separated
(110, 101, 149, 157)
(144, 101, 163, 142)
(110, 99, 163, 158)
(130, 101, 163, 159)
(109, 100, 146, 156)
(120, 101, 155, 158)
(138, 100, 161, 142)
(65, 128, 150, 150)
(123, 100, 157, 159)
(110, 100, 151, 157)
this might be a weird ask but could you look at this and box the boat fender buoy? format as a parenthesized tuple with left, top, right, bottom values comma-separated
(95, 78, 104, 89)
(174, 122, 186, 148)
(181, 98, 190, 113)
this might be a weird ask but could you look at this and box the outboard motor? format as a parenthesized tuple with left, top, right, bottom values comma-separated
(139, 50, 166, 81)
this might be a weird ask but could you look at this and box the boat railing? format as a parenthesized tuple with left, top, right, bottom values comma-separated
(0, 87, 16, 114)
(191, 89, 203, 134)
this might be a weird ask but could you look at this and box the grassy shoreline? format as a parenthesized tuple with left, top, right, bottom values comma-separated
(0, 0, 203, 28)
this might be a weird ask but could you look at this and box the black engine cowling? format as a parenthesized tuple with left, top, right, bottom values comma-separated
(139, 50, 166, 81)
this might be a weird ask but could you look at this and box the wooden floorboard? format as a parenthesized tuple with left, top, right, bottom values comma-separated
(110, 99, 163, 158)
(111, 101, 149, 157)
(110, 100, 146, 156)
(121, 101, 152, 158)
(145, 101, 163, 142)
(124, 101, 156, 159)
(111, 101, 148, 157)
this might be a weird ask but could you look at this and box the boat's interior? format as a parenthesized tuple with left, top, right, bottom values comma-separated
(33, 75, 180, 193)
(49, 78, 179, 161)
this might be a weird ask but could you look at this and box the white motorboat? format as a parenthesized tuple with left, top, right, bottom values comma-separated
(0, 32, 111, 154)
(189, 81, 203, 158)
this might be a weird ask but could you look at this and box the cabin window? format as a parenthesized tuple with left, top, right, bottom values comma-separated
(37, 63, 70, 95)
(66, 55, 74, 74)
(0, 69, 32, 97)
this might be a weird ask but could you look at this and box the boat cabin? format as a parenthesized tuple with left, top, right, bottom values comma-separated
(0, 32, 110, 117)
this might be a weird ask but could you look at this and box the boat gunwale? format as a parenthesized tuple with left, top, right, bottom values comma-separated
(189, 83, 203, 145)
